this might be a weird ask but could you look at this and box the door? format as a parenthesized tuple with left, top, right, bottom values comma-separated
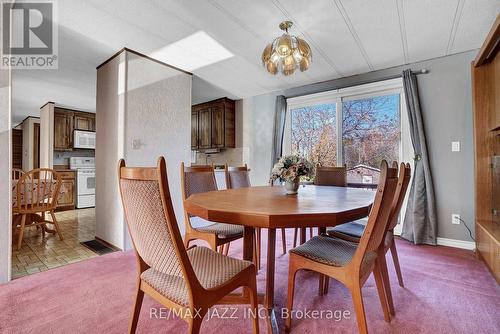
(54, 111, 73, 150)
(33, 123, 40, 169)
(191, 110, 199, 149)
(211, 105, 224, 148)
(198, 108, 211, 149)
(12, 129, 22, 169)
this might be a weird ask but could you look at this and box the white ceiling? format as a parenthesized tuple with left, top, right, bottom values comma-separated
(11, 0, 500, 124)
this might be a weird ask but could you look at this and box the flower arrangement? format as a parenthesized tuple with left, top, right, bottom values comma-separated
(271, 154, 314, 183)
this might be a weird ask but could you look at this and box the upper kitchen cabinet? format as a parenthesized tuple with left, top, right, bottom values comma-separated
(54, 108, 74, 151)
(74, 111, 96, 131)
(191, 98, 235, 150)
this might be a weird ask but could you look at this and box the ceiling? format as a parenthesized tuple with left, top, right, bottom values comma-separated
(11, 0, 500, 124)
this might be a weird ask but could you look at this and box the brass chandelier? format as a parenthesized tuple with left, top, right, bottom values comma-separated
(261, 21, 312, 76)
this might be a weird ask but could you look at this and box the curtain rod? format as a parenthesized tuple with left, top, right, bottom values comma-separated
(286, 68, 429, 99)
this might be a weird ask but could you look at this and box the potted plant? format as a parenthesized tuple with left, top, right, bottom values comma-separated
(271, 154, 314, 195)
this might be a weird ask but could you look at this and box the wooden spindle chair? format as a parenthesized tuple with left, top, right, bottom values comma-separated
(12, 168, 63, 250)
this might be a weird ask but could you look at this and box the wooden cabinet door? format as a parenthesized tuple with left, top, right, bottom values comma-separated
(58, 179, 75, 206)
(198, 108, 211, 149)
(54, 111, 73, 150)
(74, 113, 95, 131)
(191, 110, 199, 149)
(211, 105, 224, 148)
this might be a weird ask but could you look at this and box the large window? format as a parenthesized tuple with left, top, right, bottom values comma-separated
(285, 78, 410, 186)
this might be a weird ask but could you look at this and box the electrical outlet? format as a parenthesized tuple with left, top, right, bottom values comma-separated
(452, 141, 460, 152)
(452, 214, 461, 225)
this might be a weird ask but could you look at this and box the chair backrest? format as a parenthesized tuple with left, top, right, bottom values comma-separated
(15, 168, 61, 213)
(12, 168, 25, 180)
(314, 165, 347, 187)
(118, 158, 201, 295)
(352, 161, 398, 268)
(180, 163, 217, 199)
(386, 162, 411, 232)
(225, 164, 251, 189)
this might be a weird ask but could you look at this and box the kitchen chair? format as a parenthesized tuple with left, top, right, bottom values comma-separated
(285, 161, 398, 334)
(119, 158, 259, 334)
(12, 168, 63, 250)
(12, 168, 25, 180)
(327, 162, 411, 314)
(181, 163, 244, 253)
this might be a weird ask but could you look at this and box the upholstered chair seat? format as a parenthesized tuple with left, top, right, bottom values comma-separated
(327, 218, 367, 240)
(141, 246, 252, 307)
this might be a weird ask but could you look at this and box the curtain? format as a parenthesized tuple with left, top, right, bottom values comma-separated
(401, 69, 437, 245)
(270, 95, 287, 172)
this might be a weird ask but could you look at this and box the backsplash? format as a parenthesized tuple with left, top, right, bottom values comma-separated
(193, 147, 247, 167)
(53, 150, 95, 166)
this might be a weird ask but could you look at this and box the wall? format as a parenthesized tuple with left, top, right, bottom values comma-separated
(21, 117, 40, 170)
(96, 50, 191, 250)
(0, 62, 12, 282)
(241, 50, 477, 242)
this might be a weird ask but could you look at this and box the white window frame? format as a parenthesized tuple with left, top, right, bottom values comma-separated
(284, 78, 413, 235)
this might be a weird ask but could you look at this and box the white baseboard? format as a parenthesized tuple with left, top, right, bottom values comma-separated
(436, 237, 475, 250)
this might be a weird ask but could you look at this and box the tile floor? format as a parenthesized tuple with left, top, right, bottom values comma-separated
(11, 208, 98, 279)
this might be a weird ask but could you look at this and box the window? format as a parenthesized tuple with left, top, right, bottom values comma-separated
(284, 78, 411, 186)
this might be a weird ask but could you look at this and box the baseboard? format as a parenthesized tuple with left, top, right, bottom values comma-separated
(436, 237, 475, 250)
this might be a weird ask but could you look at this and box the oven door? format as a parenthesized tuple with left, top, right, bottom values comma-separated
(77, 169, 95, 196)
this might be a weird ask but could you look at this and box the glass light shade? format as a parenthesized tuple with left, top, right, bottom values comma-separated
(276, 34, 292, 56)
(261, 21, 312, 76)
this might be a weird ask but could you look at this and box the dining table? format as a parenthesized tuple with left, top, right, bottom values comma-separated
(183, 184, 375, 333)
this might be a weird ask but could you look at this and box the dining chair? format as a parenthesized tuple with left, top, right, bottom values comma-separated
(119, 157, 259, 334)
(12, 168, 25, 180)
(181, 163, 244, 253)
(268, 178, 291, 255)
(12, 168, 63, 250)
(285, 160, 398, 334)
(290, 165, 348, 248)
(326, 162, 411, 315)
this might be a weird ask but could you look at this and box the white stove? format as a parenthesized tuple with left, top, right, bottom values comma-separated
(70, 157, 95, 208)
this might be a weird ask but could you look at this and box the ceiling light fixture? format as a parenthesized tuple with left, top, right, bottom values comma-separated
(261, 21, 312, 76)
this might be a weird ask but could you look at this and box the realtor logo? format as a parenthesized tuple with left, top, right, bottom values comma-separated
(1, 1, 58, 68)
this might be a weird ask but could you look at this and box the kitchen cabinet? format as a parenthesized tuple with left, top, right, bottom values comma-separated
(191, 98, 235, 150)
(74, 112, 95, 131)
(54, 109, 74, 151)
(55, 170, 76, 211)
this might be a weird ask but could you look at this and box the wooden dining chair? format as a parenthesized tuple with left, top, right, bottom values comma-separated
(12, 168, 25, 180)
(12, 168, 63, 250)
(326, 162, 411, 315)
(290, 165, 349, 247)
(268, 178, 291, 255)
(181, 163, 244, 253)
(119, 157, 259, 334)
(285, 161, 398, 334)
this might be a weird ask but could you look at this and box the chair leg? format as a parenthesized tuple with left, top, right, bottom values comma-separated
(377, 250, 395, 315)
(246, 279, 260, 334)
(128, 284, 144, 334)
(373, 260, 391, 322)
(318, 274, 325, 296)
(285, 263, 299, 332)
(309, 227, 313, 239)
(224, 242, 230, 256)
(17, 214, 26, 250)
(256, 228, 261, 270)
(281, 228, 287, 255)
(293, 228, 298, 248)
(188, 310, 206, 334)
(49, 211, 63, 241)
(390, 242, 404, 287)
(323, 276, 330, 294)
(351, 283, 368, 334)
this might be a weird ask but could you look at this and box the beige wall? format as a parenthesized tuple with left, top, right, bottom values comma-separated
(96, 50, 192, 250)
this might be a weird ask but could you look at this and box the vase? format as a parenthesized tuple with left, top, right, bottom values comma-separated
(284, 178, 300, 195)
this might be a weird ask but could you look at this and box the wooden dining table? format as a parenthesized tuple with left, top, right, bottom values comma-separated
(184, 184, 375, 333)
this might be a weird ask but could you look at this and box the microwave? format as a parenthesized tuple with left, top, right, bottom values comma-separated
(73, 130, 96, 149)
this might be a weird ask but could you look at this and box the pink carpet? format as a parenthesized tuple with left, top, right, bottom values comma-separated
(1, 233, 499, 334)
